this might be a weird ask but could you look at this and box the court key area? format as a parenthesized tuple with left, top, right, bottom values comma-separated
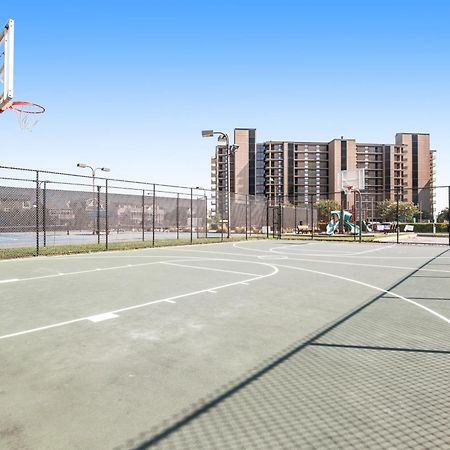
(1, 240, 449, 449)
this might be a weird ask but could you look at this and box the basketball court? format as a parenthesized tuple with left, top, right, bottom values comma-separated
(1, 15, 449, 450)
(1, 240, 449, 449)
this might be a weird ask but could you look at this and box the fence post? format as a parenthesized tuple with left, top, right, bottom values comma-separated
(353, 191, 356, 241)
(249, 196, 252, 237)
(358, 191, 362, 243)
(35, 171, 40, 256)
(43, 181, 47, 247)
(205, 194, 208, 239)
(396, 187, 400, 244)
(245, 195, 248, 240)
(280, 201, 283, 238)
(306, 204, 309, 233)
(311, 195, 314, 240)
(190, 188, 193, 244)
(152, 184, 156, 247)
(142, 190, 145, 242)
(266, 200, 269, 239)
(196, 196, 199, 239)
(272, 208, 275, 239)
(97, 186, 101, 245)
(448, 186, 450, 246)
(294, 203, 297, 237)
(105, 179, 109, 250)
(176, 193, 179, 240)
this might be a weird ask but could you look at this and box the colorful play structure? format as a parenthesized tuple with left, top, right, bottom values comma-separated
(326, 210, 372, 236)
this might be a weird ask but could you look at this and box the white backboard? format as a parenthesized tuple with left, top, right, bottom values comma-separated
(337, 168, 365, 192)
(0, 19, 14, 112)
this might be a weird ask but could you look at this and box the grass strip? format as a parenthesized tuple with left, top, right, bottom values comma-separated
(0, 236, 267, 260)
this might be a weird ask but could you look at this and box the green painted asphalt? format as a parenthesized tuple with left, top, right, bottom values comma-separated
(0, 240, 449, 449)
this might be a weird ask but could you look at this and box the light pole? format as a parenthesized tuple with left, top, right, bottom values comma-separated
(202, 130, 238, 238)
(77, 163, 111, 234)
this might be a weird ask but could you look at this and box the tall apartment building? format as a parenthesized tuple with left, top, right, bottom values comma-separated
(210, 128, 262, 218)
(210, 129, 436, 217)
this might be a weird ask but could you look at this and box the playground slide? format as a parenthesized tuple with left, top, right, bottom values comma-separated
(326, 221, 339, 235)
(348, 223, 360, 235)
(326, 210, 362, 236)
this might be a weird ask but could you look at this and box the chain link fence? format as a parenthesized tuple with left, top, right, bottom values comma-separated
(312, 186, 449, 245)
(0, 166, 449, 255)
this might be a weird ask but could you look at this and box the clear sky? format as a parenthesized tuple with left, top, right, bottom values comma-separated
(1, 0, 449, 210)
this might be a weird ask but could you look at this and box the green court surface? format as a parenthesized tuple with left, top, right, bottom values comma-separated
(1, 240, 449, 449)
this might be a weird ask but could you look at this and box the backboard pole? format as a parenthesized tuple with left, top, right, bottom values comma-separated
(35, 171, 40, 256)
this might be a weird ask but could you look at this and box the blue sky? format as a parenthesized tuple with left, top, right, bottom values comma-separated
(1, 0, 449, 210)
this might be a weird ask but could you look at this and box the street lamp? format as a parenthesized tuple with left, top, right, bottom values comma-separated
(202, 130, 238, 238)
(76, 163, 110, 206)
(77, 163, 111, 235)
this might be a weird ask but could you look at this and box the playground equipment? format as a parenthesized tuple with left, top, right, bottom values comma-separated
(326, 210, 372, 236)
(326, 210, 354, 235)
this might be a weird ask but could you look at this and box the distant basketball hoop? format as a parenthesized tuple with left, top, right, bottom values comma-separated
(8, 101, 45, 131)
(343, 184, 354, 198)
(337, 169, 365, 195)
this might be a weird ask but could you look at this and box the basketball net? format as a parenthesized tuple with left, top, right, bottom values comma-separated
(343, 185, 353, 197)
(7, 101, 45, 131)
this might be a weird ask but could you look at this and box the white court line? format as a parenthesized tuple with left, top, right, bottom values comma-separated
(0, 299, 172, 340)
(165, 246, 450, 275)
(0, 254, 202, 264)
(0, 260, 279, 341)
(0, 260, 172, 285)
(349, 245, 395, 255)
(232, 240, 448, 259)
(272, 262, 450, 326)
(231, 242, 278, 253)
(258, 255, 288, 260)
(232, 241, 326, 253)
(162, 262, 262, 277)
(266, 247, 450, 274)
(233, 241, 371, 258)
(166, 246, 354, 260)
(87, 312, 119, 323)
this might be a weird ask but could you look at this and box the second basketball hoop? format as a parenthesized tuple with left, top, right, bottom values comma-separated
(337, 168, 365, 194)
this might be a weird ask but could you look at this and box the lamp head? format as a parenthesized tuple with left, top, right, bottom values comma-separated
(77, 163, 87, 168)
(202, 130, 214, 138)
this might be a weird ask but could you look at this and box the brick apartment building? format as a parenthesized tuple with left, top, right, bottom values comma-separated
(210, 129, 436, 218)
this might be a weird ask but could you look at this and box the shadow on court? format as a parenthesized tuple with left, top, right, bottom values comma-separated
(115, 252, 450, 449)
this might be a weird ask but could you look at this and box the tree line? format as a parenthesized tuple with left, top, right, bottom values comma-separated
(314, 199, 448, 223)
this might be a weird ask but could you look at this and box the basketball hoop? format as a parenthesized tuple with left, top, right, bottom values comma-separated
(343, 185, 353, 197)
(8, 101, 45, 131)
